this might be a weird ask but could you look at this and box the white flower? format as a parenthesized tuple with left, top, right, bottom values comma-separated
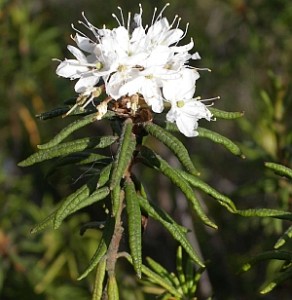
(55, 4, 214, 137)
(163, 68, 212, 137)
(56, 5, 195, 95)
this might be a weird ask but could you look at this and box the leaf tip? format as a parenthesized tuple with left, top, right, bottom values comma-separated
(242, 263, 251, 272)
(37, 144, 46, 150)
(274, 239, 285, 249)
(17, 161, 26, 167)
(260, 282, 276, 294)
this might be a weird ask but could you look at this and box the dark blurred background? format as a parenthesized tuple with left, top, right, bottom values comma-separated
(1, 0, 291, 299)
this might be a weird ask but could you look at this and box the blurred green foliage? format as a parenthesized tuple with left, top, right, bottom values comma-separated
(1, 0, 291, 299)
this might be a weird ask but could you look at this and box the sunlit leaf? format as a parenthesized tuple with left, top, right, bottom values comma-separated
(144, 122, 199, 175)
(18, 136, 118, 166)
(110, 120, 136, 190)
(124, 178, 142, 278)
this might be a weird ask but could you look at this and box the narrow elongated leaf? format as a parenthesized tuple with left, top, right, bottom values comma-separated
(144, 122, 199, 175)
(132, 175, 188, 233)
(125, 255, 182, 298)
(92, 258, 107, 300)
(176, 246, 187, 295)
(78, 217, 115, 280)
(237, 208, 292, 220)
(185, 256, 195, 293)
(137, 194, 205, 267)
(36, 106, 70, 120)
(97, 163, 113, 188)
(140, 147, 217, 229)
(71, 187, 110, 215)
(274, 225, 292, 249)
(260, 268, 292, 294)
(18, 136, 118, 167)
(265, 162, 292, 179)
(53, 179, 97, 229)
(208, 107, 244, 119)
(55, 186, 109, 228)
(110, 120, 136, 190)
(38, 113, 97, 149)
(242, 250, 292, 272)
(197, 127, 243, 157)
(146, 257, 177, 287)
(30, 210, 56, 234)
(180, 171, 237, 213)
(107, 276, 119, 300)
(78, 239, 107, 281)
(124, 179, 142, 278)
(141, 264, 182, 298)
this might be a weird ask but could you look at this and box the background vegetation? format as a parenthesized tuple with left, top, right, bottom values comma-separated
(1, 0, 291, 299)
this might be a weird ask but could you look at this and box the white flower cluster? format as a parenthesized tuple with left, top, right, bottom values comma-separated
(56, 4, 213, 137)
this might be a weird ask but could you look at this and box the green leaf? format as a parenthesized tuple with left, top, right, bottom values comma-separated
(137, 194, 205, 267)
(107, 275, 119, 300)
(141, 264, 182, 298)
(265, 162, 292, 179)
(37, 113, 97, 149)
(140, 147, 217, 229)
(110, 120, 136, 190)
(125, 254, 182, 298)
(179, 171, 237, 213)
(18, 136, 118, 167)
(237, 208, 292, 220)
(70, 187, 110, 215)
(260, 268, 292, 294)
(197, 127, 244, 157)
(30, 210, 56, 234)
(78, 217, 115, 280)
(92, 258, 107, 300)
(145, 257, 178, 288)
(97, 163, 113, 188)
(274, 225, 292, 249)
(124, 179, 142, 278)
(208, 107, 244, 119)
(132, 175, 188, 234)
(176, 246, 187, 295)
(53, 178, 98, 229)
(242, 250, 292, 272)
(36, 106, 71, 120)
(143, 122, 199, 175)
(54, 184, 110, 229)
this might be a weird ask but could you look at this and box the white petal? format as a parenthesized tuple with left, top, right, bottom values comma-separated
(56, 60, 89, 78)
(163, 68, 199, 101)
(67, 45, 87, 62)
(163, 28, 183, 45)
(75, 75, 100, 93)
(171, 39, 194, 53)
(176, 115, 199, 137)
(191, 52, 201, 60)
(166, 107, 178, 123)
(181, 101, 212, 120)
(118, 76, 143, 96)
(146, 45, 171, 67)
(74, 34, 96, 53)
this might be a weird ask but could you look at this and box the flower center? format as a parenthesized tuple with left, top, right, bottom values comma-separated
(176, 100, 185, 108)
(96, 61, 103, 70)
(117, 65, 127, 72)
